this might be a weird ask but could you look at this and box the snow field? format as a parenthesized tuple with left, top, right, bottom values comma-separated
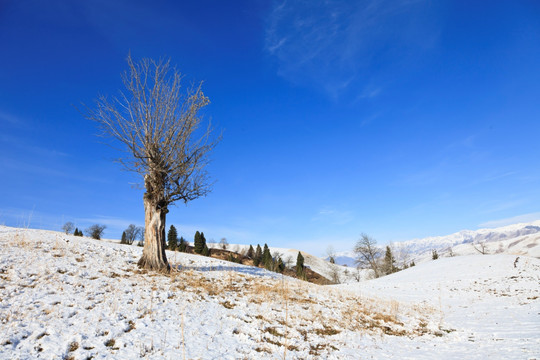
(0, 227, 442, 359)
(338, 255, 540, 359)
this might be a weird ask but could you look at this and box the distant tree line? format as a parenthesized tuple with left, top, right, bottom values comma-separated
(62, 221, 106, 240)
(353, 233, 419, 279)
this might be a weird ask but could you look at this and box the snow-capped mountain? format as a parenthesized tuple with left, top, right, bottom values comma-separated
(395, 220, 540, 255)
(332, 220, 540, 266)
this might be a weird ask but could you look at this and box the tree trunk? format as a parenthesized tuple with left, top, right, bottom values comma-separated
(137, 195, 170, 272)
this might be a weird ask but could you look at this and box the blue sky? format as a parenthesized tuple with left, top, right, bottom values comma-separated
(1, 1, 540, 256)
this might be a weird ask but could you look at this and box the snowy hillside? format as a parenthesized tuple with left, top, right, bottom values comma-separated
(333, 220, 540, 266)
(206, 242, 371, 284)
(0, 226, 443, 359)
(1, 226, 538, 359)
(337, 254, 540, 359)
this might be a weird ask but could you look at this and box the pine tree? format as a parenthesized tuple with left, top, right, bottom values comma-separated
(202, 244, 210, 256)
(262, 244, 271, 269)
(432, 249, 439, 260)
(194, 231, 203, 254)
(247, 245, 255, 259)
(121, 231, 127, 245)
(167, 225, 178, 251)
(276, 256, 285, 273)
(410, 260, 415, 267)
(296, 251, 305, 278)
(178, 236, 186, 252)
(254, 244, 262, 266)
(200, 232, 207, 252)
(73, 228, 78, 236)
(383, 245, 396, 275)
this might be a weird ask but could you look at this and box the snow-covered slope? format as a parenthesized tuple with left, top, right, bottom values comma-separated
(1, 226, 538, 359)
(336, 254, 540, 359)
(0, 226, 443, 359)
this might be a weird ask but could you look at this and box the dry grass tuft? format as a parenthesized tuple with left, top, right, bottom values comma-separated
(68, 341, 79, 352)
(314, 325, 341, 336)
(104, 338, 115, 347)
(221, 300, 236, 309)
(125, 320, 136, 332)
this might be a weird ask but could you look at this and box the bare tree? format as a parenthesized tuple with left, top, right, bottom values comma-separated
(85, 224, 106, 240)
(354, 233, 382, 278)
(219, 237, 229, 250)
(353, 268, 363, 282)
(86, 55, 220, 272)
(329, 264, 341, 284)
(472, 240, 488, 255)
(326, 245, 336, 264)
(394, 243, 411, 269)
(62, 221, 75, 234)
(124, 224, 143, 245)
(283, 255, 293, 269)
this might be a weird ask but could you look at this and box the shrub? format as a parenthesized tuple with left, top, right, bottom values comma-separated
(85, 224, 106, 240)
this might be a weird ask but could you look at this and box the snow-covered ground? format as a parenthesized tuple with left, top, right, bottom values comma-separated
(1, 226, 538, 359)
(337, 254, 540, 359)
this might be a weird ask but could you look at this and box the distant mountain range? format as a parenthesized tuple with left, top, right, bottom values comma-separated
(331, 220, 540, 266)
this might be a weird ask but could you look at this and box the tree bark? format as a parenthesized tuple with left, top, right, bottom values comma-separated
(137, 195, 170, 272)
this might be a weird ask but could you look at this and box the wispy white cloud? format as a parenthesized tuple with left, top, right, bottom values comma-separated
(312, 207, 354, 225)
(0, 134, 70, 158)
(0, 110, 24, 125)
(357, 86, 382, 100)
(476, 199, 528, 215)
(0, 157, 111, 184)
(265, 0, 439, 99)
(479, 212, 540, 228)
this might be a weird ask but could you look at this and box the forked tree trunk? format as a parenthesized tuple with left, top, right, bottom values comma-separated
(137, 194, 170, 272)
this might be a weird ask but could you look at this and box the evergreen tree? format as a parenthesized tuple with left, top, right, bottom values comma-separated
(276, 256, 285, 273)
(410, 260, 415, 267)
(167, 225, 178, 251)
(73, 228, 78, 236)
(194, 231, 203, 254)
(121, 231, 127, 245)
(383, 245, 396, 275)
(262, 244, 271, 269)
(178, 236, 186, 252)
(296, 251, 305, 278)
(247, 245, 255, 259)
(432, 249, 439, 260)
(202, 244, 210, 256)
(200, 232, 207, 249)
(254, 244, 262, 266)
